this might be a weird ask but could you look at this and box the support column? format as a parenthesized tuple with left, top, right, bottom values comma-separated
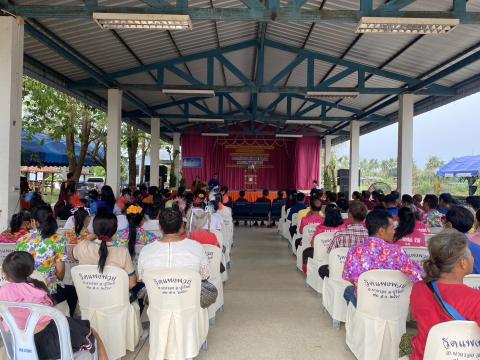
(349, 121, 360, 195)
(106, 89, 122, 196)
(150, 118, 160, 187)
(397, 94, 414, 195)
(322, 135, 333, 188)
(173, 132, 181, 188)
(0, 17, 23, 230)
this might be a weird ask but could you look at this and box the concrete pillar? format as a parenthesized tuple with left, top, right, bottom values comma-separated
(150, 118, 160, 187)
(0, 17, 23, 230)
(397, 94, 414, 195)
(106, 89, 122, 196)
(173, 132, 181, 188)
(349, 121, 360, 195)
(322, 135, 333, 188)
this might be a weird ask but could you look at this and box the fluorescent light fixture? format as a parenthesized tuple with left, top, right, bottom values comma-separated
(275, 134, 303, 138)
(306, 91, 359, 99)
(188, 118, 224, 123)
(201, 133, 229, 137)
(162, 89, 215, 97)
(285, 120, 322, 125)
(356, 17, 459, 35)
(93, 13, 192, 30)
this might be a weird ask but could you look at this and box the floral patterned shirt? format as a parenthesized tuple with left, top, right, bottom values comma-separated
(0, 229, 29, 244)
(63, 228, 91, 244)
(16, 231, 67, 294)
(114, 228, 158, 247)
(342, 236, 423, 290)
(422, 209, 444, 229)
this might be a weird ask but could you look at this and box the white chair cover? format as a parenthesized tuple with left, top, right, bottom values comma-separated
(295, 223, 321, 271)
(322, 247, 350, 323)
(143, 269, 209, 360)
(424, 321, 480, 360)
(305, 232, 335, 294)
(425, 233, 436, 243)
(0, 301, 94, 360)
(202, 245, 224, 320)
(211, 230, 228, 283)
(464, 274, 480, 290)
(278, 205, 286, 233)
(0, 244, 16, 265)
(345, 270, 413, 360)
(402, 246, 429, 266)
(71, 265, 141, 360)
(282, 209, 291, 240)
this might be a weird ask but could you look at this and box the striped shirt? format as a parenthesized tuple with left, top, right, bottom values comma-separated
(327, 223, 368, 254)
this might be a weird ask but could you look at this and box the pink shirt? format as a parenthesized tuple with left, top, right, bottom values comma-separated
(469, 230, 480, 245)
(312, 224, 346, 246)
(395, 230, 427, 247)
(0, 282, 53, 330)
(299, 214, 324, 234)
(415, 221, 431, 234)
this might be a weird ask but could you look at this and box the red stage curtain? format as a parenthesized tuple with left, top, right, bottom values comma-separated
(181, 135, 320, 191)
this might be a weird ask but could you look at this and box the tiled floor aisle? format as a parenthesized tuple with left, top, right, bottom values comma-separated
(125, 226, 356, 360)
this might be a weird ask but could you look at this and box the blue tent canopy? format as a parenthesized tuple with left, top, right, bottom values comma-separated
(21, 131, 103, 167)
(437, 156, 480, 178)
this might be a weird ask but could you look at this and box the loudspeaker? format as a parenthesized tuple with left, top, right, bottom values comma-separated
(337, 169, 361, 196)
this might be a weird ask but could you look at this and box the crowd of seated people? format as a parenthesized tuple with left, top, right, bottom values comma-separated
(0, 176, 234, 358)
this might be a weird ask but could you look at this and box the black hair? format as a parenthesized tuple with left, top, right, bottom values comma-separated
(401, 194, 414, 204)
(138, 184, 147, 192)
(439, 193, 456, 205)
(2, 251, 51, 298)
(467, 196, 480, 212)
(126, 205, 145, 258)
(394, 207, 416, 241)
(262, 189, 269, 197)
(88, 189, 99, 200)
(327, 192, 337, 203)
(352, 191, 361, 200)
(384, 194, 397, 205)
(239, 190, 246, 197)
(309, 198, 322, 213)
(337, 192, 346, 199)
(74, 208, 90, 236)
(121, 188, 132, 196)
(362, 190, 371, 199)
(31, 205, 57, 239)
(446, 205, 474, 234)
(133, 190, 143, 200)
(148, 186, 159, 196)
(423, 194, 439, 210)
(296, 192, 305, 202)
(10, 210, 31, 234)
(323, 204, 344, 228)
(159, 208, 183, 234)
(100, 185, 116, 208)
(66, 172, 74, 179)
(365, 210, 392, 237)
(391, 191, 400, 200)
(178, 187, 186, 197)
(92, 211, 118, 273)
(337, 198, 349, 212)
(277, 190, 284, 198)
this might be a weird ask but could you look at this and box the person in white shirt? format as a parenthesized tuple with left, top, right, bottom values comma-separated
(137, 208, 210, 281)
(63, 212, 128, 232)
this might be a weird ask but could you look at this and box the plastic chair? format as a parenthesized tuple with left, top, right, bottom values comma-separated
(232, 203, 252, 224)
(464, 274, 480, 290)
(305, 232, 335, 294)
(402, 246, 429, 266)
(0, 245, 16, 266)
(0, 301, 95, 360)
(143, 269, 209, 360)
(423, 321, 480, 359)
(71, 265, 141, 360)
(295, 223, 321, 271)
(250, 203, 271, 223)
(322, 247, 350, 326)
(202, 245, 224, 324)
(345, 270, 413, 360)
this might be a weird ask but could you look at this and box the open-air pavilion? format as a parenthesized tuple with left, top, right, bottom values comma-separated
(0, 0, 479, 223)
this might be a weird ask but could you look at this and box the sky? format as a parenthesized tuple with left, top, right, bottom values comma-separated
(334, 92, 480, 169)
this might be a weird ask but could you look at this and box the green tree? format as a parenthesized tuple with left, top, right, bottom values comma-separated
(425, 156, 445, 174)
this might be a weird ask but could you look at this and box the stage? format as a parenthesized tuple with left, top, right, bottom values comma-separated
(227, 191, 279, 202)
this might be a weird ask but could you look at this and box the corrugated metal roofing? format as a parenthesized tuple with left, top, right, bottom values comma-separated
(12, 0, 480, 139)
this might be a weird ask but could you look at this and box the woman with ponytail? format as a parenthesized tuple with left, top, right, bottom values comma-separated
(393, 207, 427, 247)
(16, 205, 80, 309)
(0, 210, 32, 243)
(115, 204, 158, 257)
(64, 208, 95, 244)
(72, 211, 137, 290)
(0, 251, 108, 360)
(409, 229, 480, 359)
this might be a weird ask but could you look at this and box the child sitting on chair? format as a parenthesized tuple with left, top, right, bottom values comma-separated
(0, 251, 108, 360)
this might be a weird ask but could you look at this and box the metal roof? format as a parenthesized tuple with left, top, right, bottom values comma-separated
(4, 0, 480, 142)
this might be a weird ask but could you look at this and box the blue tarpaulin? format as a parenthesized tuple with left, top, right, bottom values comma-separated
(437, 156, 480, 178)
(21, 131, 103, 167)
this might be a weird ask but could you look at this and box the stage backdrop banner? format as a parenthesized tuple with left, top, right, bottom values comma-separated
(181, 135, 320, 190)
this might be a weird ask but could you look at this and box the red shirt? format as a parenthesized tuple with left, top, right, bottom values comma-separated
(312, 224, 346, 246)
(415, 221, 431, 234)
(410, 281, 480, 360)
(189, 229, 220, 248)
(395, 230, 426, 247)
(299, 214, 324, 234)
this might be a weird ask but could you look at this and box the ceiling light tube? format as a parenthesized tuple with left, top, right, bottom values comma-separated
(93, 13, 192, 30)
(306, 91, 359, 99)
(162, 89, 215, 96)
(356, 17, 459, 35)
(201, 133, 229, 137)
(275, 134, 303, 138)
(285, 120, 322, 125)
(188, 118, 224, 123)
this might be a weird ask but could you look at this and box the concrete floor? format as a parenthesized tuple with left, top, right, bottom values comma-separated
(125, 226, 355, 360)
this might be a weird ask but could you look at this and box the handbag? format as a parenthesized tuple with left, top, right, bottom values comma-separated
(200, 280, 218, 309)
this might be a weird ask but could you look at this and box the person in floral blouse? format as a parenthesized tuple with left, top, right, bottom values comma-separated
(422, 194, 444, 230)
(16, 204, 78, 317)
(342, 210, 423, 307)
(0, 210, 33, 243)
(115, 204, 158, 257)
(63, 207, 95, 244)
